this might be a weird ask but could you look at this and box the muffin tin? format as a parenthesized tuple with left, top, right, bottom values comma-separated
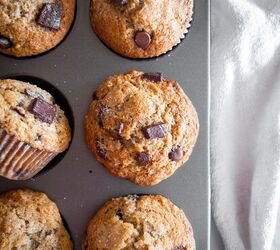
(0, 0, 210, 249)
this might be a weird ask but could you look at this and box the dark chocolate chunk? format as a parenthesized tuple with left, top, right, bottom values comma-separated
(96, 140, 107, 159)
(143, 72, 164, 82)
(0, 35, 12, 48)
(168, 145, 183, 161)
(111, 0, 128, 4)
(134, 31, 151, 49)
(142, 122, 168, 139)
(28, 97, 56, 124)
(135, 152, 150, 166)
(115, 123, 124, 135)
(116, 209, 123, 220)
(36, 3, 62, 30)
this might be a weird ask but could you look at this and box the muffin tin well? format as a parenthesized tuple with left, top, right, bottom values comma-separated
(0, 0, 210, 249)
(0, 75, 74, 178)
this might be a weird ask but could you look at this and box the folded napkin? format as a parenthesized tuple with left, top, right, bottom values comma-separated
(211, 0, 280, 249)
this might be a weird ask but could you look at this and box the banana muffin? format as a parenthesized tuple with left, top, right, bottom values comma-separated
(0, 0, 75, 57)
(90, 0, 193, 58)
(0, 79, 71, 180)
(84, 195, 195, 249)
(0, 189, 73, 249)
(85, 70, 199, 186)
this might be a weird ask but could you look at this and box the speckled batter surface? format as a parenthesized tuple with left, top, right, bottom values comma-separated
(84, 195, 195, 250)
(90, 0, 193, 58)
(85, 70, 199, 186)
(0, 189, 73, 250)
(0, 79, 71, 152)
(0, 0, 75, 57)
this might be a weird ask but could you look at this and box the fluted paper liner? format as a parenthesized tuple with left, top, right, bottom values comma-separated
(0, 128, 57, 180)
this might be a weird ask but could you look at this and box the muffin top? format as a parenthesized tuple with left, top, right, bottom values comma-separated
(90, 0, 193, 58)
(0, 0, 75, 57)
(84, 195, 195, 250)
(85, 70, 199, 186)
(0, 79, 71, 152)
(0, 189, 73, 250)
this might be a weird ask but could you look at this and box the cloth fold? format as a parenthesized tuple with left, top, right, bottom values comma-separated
(211, 0, 280, 249)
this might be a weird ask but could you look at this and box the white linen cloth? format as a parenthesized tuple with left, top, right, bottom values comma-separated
(211, 0, 280, 249)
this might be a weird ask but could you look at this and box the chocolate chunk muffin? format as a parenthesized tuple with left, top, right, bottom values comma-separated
(0, 189, 73, 249)
(0, 79, 71, 180)
(84, 195, 195, 249)
(0, 0, 75, 57)
(90, 0, 193, 58)
(85, 70, 199, 186)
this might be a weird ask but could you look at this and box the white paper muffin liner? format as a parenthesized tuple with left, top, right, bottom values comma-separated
(0, 128, 57, 180)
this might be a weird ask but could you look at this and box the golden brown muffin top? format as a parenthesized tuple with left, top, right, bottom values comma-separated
(0, 79, 71, 152)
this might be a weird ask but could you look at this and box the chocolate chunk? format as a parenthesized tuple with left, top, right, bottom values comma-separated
(135, 152, 150, 166)
(134, 31, 151, 49)
(0, 35, 12, 48)
(168, 146, 183, 161)
(143, 72, 164, 82)
(142, 123, 168, 139)
(116, 209, 123, 220)
(36, 3, 62, 30)
(96, 140, 107, 159)
(115, 123, 124, 135)
(28, 98, 56, 124)
(111, 0, 128, 4)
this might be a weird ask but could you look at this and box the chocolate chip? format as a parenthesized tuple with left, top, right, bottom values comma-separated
(0, 35, 12, 48)
(36, 3, 62, 30)
(116, 209, 123, 220)
(134, 31, 151, 49)
(143, 72, 164, 82)
(115, 123, 124, 135)
(111, 0, 128, 4)
(96, 140, 107, 159)
(142, 123, 168, 139)
(168, 146, 183, 161)
(28, 98, 56, 124)
(135, 152, 150, 166)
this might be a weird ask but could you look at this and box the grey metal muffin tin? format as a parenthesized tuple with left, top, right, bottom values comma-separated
(0, 0, 210, 249)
